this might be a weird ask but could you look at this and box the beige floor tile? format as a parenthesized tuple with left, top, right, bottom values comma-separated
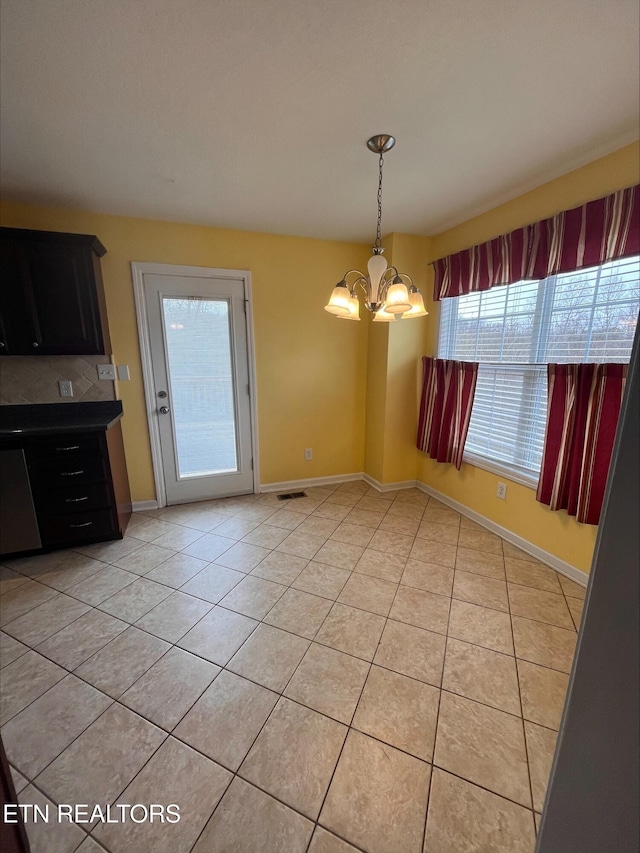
(457, 527, 504, 555)
(330, 522, 375, 548)
(66, 566, 138, 606)
(266, 508, 308, 529)
(181, 532, 236, 562)
(558, 574, 586, 600)
(326, 492, 361, 508)
(415, 520, 459, 544)
(309, 826, 360, 852)
(424, 768, 536, 853)
(314, 540, 365, 571)
(410, 538, 457, 568)
(375, 619, 446, 686)
(447, 599, 514, 654)
(5, 549, 71, 577)
(443, 637, 521, 714)
(228, 623, 310, 691)
(241, 523, 291, 548)
(214, 515, 260, 539)
(78, 535, 145, 563)
(344, 508, 386, 528)
(455, 546, 505, 579)
(315, 602, 385, 661)
(0, 650, 66, 725)
(337, 572, 397, 616)
(567, 596, 584, 629)
(2, 593, 89, 646)
(295, 516, 341, 539)
(152, 525, 208, 550)
(454, 570, 509, 612)
(175, 669, 278, 770)
(379, 514, 420, 536)
(400, 559, 454, 596)
(356, 495, 393, 513)
(0, 631, 29, 668)
(512, 615, 577, 673)
(218, 574, 286, 619)
(508, 584, 574, 629)
(35, 554, 106, 592)
(0, 566, 30, 595)
(368, 529, 415, 557)
(251, 550, 308, 585)
(422, 505, 461, 527)
(215, 541, 272, 572)
(312, 503, 353, 522)
(127, 518, 180, 542)
(525, 720, 558, 812)
(354, 548, 407, 582)
(179, 564, 244, 603)
(112, 542, 175, 575)
(134, 591, 212, 643)
(517, 659, 569, 730)
(506, 557, 562, 593)
(20, 783, 86, 853)
(238, 504, 288, 522)
(2, 674, 112, 777)
(193, 777, 313, 853)
(75, 626, 170, 698)
(177, 606, 258, 665)
(37, 608, 129, 670)
(389, 585, 450, 634)
(434, 691, 531, 807)
(277, 530, 326, 559)
(386, 500, 425, 520)
(320, 729, 431, 853)
(0, 580, 59, 626)
(35, 702, 165, 807)
(284, 642, 369, 724)
(264, 588, 332, 638)
(120, 646, 219, 730)
(240, 697, 347, 819)
(353, 665, 439, 761)
(94, 737, 232, 853)
(99, 577, 173, 622)
(180, 508, 229, 533)
(293, 562, 351, 599)
(10, 766, 29, 794)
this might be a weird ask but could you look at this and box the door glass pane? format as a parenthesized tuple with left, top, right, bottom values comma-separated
(162, 297, 238, 477)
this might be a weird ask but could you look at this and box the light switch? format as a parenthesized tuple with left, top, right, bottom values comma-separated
(117, 364, 131, 381)
(97, 364, 117, 381)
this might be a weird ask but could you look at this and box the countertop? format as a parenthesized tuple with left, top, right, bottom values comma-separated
(0, 401, 124, 436)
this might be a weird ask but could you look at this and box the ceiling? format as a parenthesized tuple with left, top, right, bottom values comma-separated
(1, 0, 638, 242)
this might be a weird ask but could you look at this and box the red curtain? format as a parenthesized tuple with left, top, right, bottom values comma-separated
(536, 363, 628, 524)
(432, 184, 640, 301)
(417, 357, 478, 470)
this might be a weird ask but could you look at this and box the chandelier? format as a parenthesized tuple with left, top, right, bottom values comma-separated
(324, 135, 428, 322)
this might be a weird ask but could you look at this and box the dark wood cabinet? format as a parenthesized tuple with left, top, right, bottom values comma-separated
(21, 424, 131, 552)
(0, 227, 110, 356)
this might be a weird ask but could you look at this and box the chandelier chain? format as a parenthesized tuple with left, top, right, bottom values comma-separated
(375, 152, 384, 249)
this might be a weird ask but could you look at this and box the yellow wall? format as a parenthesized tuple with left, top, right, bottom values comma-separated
(415, 141, 640, 572)
(0, 201, 370, 500)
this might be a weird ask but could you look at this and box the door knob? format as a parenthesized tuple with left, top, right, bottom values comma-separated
(159, 406, 170, 415)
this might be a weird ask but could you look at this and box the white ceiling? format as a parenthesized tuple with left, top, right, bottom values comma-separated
(1, 0, 638, 242)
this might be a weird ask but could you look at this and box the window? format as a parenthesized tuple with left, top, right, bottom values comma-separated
(438, 256, 639, 483)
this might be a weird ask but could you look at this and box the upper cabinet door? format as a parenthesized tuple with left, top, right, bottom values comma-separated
(0, 228, 110, 356)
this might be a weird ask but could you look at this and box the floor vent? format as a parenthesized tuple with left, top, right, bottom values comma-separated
(276, 491, 307, 501)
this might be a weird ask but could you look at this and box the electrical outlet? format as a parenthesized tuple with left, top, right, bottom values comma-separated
(58, 380, 73, 397)
(97, 364, 116, 381)
(497, 482, 507, 500)
(116, 364, 130, 381)
(304, 448, 313, 461)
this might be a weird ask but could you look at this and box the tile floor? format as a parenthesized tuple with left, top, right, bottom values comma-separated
(0, 481, 586, 853)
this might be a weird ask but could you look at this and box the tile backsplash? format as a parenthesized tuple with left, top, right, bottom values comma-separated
(0, 356, 116, 404)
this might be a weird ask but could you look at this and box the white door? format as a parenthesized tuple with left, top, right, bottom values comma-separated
(140, 267, 255, 504)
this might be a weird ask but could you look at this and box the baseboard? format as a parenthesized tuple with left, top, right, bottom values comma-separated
(362, 474, 419, 492)
(259, 473, 364, 493)
(132, 499, 159, 512)
(416, 482, 588, 587)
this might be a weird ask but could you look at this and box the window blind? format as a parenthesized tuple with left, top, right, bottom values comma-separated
(438, 256, 639, 479)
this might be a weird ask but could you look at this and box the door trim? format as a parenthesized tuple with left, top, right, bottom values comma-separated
(131, 261, 259, 507)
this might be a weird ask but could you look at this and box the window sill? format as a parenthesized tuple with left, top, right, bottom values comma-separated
(463, 452, 538, 489)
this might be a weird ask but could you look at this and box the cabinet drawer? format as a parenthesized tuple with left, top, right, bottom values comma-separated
(40, 508, 118, 547)
(30, 454, 108, 488)
(45, 482, 112, 515)
(27, 433, 102, 460)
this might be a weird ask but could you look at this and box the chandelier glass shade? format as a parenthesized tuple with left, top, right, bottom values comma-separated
(325, 135, 428, 323)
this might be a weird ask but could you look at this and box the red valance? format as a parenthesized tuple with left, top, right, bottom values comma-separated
(432, 184, 640, 301)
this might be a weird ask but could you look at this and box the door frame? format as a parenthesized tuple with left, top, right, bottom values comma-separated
(131, 261, 260, 508)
